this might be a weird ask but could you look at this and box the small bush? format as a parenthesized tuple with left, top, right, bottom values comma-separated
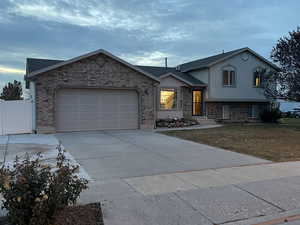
(260, 108, 282, 123)
(0, 145, 88, 225)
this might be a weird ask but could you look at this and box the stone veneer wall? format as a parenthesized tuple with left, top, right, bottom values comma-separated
(31, 53, 158, 133)
(206, 102, 269, 121)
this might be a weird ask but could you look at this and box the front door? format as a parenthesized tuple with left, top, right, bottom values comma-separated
(192, 90, 203, 116)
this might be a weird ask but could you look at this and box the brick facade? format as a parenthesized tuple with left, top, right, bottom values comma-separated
(31, 53, 158, 133)
(182, 87, 192, 119)
(206, 102, 269, 121)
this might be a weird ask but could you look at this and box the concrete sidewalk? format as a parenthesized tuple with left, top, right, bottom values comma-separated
(79, 161, 300, 225)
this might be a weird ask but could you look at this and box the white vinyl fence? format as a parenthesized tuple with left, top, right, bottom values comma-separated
(0, 100, 33, 135)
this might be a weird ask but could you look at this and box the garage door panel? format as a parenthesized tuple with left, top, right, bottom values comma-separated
(119, 119, 138, 127)
(56, 89, 139, 131)
(57, 105, 79, 112)
(101, 105, 118, 112)
(80, 95, 99, 104)
(78, 105, 99, 112)
(119, 105, 137, 112)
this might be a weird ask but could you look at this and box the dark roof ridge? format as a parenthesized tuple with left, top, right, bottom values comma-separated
(179, 47, 247, 67)
(27, 57, 64, 61)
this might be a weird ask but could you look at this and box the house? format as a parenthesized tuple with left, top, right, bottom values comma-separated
(25, 47, 279, 133)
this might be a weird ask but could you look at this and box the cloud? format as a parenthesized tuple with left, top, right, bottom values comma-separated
(153, 27, 191, 42)
(9, 0, 158, 31)
(122, 50, 190, 67)
(0, 65, 25, 75)
(0, 0, 299, 94)
(123, 51, 172, 66)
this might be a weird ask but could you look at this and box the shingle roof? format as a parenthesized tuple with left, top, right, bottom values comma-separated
(26, 58, 206, 86)
(25, 49, 161, 82)
(26, 47, 278, 86)
(26, 58, 64, 74)
(179, 47, 280, 72)
(179, 48, 245, 72)
(136, 66, 206, 86)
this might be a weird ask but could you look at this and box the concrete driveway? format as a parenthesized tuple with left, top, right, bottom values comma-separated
(2, 131, 300, 224)
(56, 130, 294, 225)
(56, 131, 300, 225)
(56, 130, 267, 181)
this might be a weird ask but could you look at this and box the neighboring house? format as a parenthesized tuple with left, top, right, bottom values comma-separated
(25, 47, 279, 133)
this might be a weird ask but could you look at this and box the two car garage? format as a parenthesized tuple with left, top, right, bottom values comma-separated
(55, 89, 139, 132)
(26, 50, 158, 133)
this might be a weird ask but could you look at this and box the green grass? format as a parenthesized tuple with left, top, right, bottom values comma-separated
(161, 119, 300, 162)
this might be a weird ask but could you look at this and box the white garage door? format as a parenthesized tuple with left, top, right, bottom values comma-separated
(56, 89, 139, 132)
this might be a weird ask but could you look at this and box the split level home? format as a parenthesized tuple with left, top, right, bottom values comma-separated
(24, 47, 280, 133)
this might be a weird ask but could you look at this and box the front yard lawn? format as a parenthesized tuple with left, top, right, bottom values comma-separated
(161, 118, 300, 162)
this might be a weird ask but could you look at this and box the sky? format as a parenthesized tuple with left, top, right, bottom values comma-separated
(0, 0, 300, 89)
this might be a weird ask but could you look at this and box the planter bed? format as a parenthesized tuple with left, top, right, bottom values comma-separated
(156, 118, 198, 128)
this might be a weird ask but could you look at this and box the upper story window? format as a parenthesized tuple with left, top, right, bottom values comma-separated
(253, 68, 264, 87)
(223, 66, 236, 87)
(160, 88, 177, 110)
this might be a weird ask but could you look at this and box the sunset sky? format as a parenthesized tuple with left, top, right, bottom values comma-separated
(0, 0, 299, 88)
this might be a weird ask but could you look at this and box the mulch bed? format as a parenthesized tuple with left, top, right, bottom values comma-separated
(0, 203, 104, 225)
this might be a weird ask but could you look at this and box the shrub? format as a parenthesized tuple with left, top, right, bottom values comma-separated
(260, 108, 282, 123)
(0, 145, 88, 225)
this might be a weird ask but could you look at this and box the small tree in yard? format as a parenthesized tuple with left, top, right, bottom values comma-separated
(0, 80, 23, 100)
(0, 146, 88, 225)
(264, 27, 300, 101)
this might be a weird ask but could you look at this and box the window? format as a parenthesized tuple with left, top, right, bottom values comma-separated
(223, 69, 236, 87)
(192, 90, 202, 116)
(253, 68, 263, 87)
(160, 88, 177, 110)
(248, 105, 260, 118)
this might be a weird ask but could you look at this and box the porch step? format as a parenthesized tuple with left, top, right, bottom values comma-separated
(193, 117, 218, 125)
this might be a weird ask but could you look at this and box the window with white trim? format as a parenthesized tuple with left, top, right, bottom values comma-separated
(223, 68, 236, 87)
(160, 88, 177, 110)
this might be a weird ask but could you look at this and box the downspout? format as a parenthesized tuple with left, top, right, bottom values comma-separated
(30, 81, 37, 133)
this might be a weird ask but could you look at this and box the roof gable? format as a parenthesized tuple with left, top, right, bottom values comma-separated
(26, 49, 160, 82)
